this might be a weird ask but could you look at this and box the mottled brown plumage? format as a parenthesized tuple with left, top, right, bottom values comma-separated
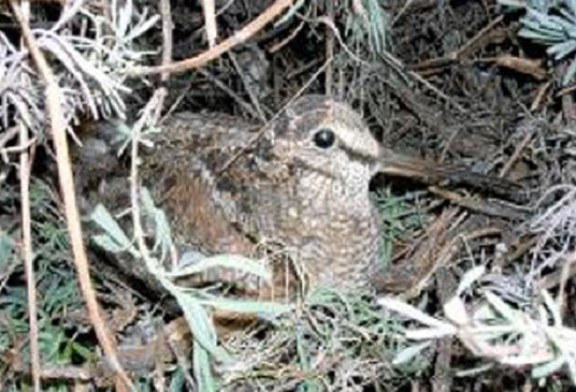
(77, 95, 522, 299)
(144, 96, 385, 295)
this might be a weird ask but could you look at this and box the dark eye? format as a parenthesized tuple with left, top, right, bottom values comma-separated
(313, 128, 335, 149)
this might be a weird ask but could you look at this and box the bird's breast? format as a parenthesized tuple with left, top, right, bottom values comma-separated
(254, 184, 382, 291)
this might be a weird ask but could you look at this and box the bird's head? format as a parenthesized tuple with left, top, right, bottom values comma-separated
(271, 95, 382, 193)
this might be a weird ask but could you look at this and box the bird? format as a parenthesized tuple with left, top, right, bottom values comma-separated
(75, 95, 523, 300)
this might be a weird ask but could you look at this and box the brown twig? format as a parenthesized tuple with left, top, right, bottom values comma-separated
(499, 129, 533, 179)
(268, 19, 306, 53)
(198, 68, 262, 119)
(129, 0, 294, 77)
(324, 0, 335, 96)
(8, 1, 133, 390)
(428, 187, 526, 219)
(159, 0, 172, 84)
(228, 52, 268, 121)
(156, 0, 173, 119)
(530, 80, 553, 111)
(410, 15, 506, 76)
(457, 15, 504, 59)
(306, 15, 366, 65)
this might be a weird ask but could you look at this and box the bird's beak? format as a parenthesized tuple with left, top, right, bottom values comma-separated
(374, 146, 439, 183)
(374, 146, 525, 203)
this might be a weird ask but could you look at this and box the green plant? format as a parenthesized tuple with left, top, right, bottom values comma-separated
(499, 0, 576, 84)
(0, 179, 87, 390)
(373, 187, 424, 269)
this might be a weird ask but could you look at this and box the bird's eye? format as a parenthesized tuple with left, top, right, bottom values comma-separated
(313, 128, 336, 149)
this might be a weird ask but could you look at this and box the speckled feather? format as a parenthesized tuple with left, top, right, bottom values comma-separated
(77, 95, 522, 299)
(141, 96, 384, 293)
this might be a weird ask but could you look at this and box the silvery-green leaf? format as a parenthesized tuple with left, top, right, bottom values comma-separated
(532, 356, 566, 379)
(393, 342, 432, 365)
(92, 233, 136, 255)
(563, 57, 576, 84)
(519, 29, 559, 44)
(193, 341, 216, 392)
(457, 265, 485, 295)
(456, 363, 494, 377)
(378, 297, 450, 329)
(170, 288, 230, 361)
(546, 14, 574, 32)
(559, 7, 576, 26)
(497, 0, 528, 9)
(170, 254, 272, 282)
(140, 187, 174, 261)
(567, 0, 576, 19)
(90, 204, 138, 256)
(125, 14, 160, 42)
(484, 291, 517, 322)
(547, 39, 576, 59)
(117, 0, 133, 39)
(529, 10, 563, 30)
(0, 233, 14, 267)
(179, 250, 207, 267)
(199, 298, 293, 316)
(405, 326, 457, 340)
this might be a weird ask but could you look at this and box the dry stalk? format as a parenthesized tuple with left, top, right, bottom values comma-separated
(8, 1, 133, 390)
(17, 3, 40, 390)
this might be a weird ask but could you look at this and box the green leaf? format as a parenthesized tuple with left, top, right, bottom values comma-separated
(497, 0, 529, 9)
(547, 39, 576, 59)
(170, 254, 272, 282)
(566, 0, 576, 20)
(91, 234, 130, 254)
(393, 342, 432, 365)
(89, 204, 138, 256)
(519, 28, 561, 43)
(193, 341, 216, 392)
(484, 291, 517, 322)
(563, 57, 576, 84)
(200, 298, 293, 316)
(0, 233, 14, 268)
(532, 356, 565, 379)
(169, 286, 230, 362)
(140, 187, 174, 261)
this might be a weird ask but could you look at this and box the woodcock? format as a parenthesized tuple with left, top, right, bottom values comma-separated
(78, 95, 522, 299)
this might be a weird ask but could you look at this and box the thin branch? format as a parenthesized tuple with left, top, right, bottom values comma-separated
(228, 52, 267, 121)
(324, 0, 335, 96)
(20, 110, 40, 392)
(198, 68, 261, 119)
(8, 1, 133, 390)
(18, 3, 40, 390)
(159, 0, 172, 83)
(129, 0, 294, 76)
(156, 0, 173, 116)
(217, 57, 333, 173)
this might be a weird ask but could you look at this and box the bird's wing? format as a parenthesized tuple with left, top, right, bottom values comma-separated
(144, 112, 287, 254)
